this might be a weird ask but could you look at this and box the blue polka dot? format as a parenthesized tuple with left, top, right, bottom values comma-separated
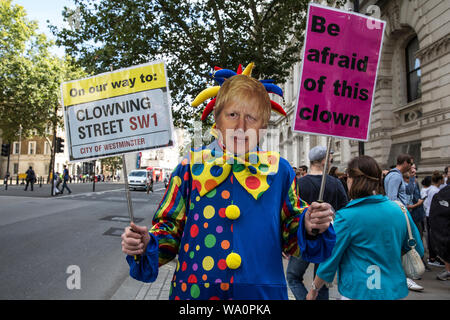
(248, 165, 257, 174)
(210, 165, 223, 177)
(192, 163, 204, 176)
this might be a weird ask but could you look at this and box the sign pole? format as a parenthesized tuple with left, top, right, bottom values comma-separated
(353, 0, 365, 156)
(121, 154, 134, 223)
(122, 153, 140, 262)
(312, 136, 333, 235)
(318, 136, 333, 202)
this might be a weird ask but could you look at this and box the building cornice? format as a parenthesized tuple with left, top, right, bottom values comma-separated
(416, 34, 450, 64)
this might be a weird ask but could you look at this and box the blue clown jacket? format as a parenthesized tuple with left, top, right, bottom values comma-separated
(126, 140, 336, 300)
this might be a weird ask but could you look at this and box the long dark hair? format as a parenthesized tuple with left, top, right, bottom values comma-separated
(347, 155, 384, 199)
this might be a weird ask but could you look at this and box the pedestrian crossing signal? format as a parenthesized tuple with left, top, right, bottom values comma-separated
(1, 143, 10, 157)
(56, 138, 64, 153)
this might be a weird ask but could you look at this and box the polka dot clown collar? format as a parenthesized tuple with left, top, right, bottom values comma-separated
(189, 142, 280, 200)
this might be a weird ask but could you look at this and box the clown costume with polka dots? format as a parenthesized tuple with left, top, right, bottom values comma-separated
(123, 63, 336, 300)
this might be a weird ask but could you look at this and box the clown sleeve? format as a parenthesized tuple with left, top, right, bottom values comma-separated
(126, 160, 190, 282)
(281, 178, 309, 257)
(281, 177, 336, 263)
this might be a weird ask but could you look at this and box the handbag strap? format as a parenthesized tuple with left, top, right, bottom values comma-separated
(393, 200, 416, 249)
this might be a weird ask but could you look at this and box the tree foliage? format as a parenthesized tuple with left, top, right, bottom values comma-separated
(51, 0, 312, 129)
(0, 0, 86, 143)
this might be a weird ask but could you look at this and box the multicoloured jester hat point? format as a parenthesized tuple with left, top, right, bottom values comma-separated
(191, 62, 287, 121)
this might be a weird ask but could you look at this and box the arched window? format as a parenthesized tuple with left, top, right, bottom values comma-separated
(405, 36, 421, 102)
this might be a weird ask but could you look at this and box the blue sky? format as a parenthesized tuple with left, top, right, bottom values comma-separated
(13, 0, 77, 56)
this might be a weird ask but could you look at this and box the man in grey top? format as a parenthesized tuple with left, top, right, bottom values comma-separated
(384, 153, 424, 292)
(384, 154, 413, 205)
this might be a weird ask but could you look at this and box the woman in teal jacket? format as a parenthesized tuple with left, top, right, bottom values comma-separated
(307, 156, 424, 300)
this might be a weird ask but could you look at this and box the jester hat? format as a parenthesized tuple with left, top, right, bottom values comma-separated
(191, 62, 287, 121)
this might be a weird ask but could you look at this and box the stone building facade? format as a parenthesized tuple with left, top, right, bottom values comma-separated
(270, 0, 450, 175)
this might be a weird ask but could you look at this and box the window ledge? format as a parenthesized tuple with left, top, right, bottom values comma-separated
(393, 97, 422, 113)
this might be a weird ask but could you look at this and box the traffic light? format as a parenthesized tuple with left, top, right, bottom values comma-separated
(1, 143, 10, 157)
(55, 137, 64, 153)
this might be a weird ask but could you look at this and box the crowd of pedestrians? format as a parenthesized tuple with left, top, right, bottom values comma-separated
(290, 151, 450, 299)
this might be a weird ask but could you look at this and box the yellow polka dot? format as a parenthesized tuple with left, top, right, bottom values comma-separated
(204, 283, 210, 288)
(202, 256, 214, 271)
(225, 205, 240, 220)
(226, 252, 241, 269)
(203, 205, 215, 219)
(196, 245, 200, 251)
(176, 260, 180, 271)
(196, 196, 200, 202)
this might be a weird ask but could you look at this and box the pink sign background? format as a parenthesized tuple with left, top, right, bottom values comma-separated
(293, 4, 386, 141)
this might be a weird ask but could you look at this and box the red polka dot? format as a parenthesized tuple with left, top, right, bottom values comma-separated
(192, 180, 202, 191)
(190, 224, 199, 237)
(230, 276, 234, 284)
(183, 171, 189, 181)
(181, 261, 187, 271)
(175, 296, 180, 300)
(188, 274, 197, 283)
(218, 259, 227, 270)
(230, 175, 233, 184)
(209, 296, 220, 300)
(231, 224, 233, 233)
(205, 179, 217, 191)
(245, 176, 261, 189)
(219, 208, 226, 218)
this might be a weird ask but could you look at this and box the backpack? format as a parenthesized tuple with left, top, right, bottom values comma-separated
(429, 185, 450, 261)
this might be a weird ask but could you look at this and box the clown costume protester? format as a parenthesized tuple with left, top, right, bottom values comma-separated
(121, 63, 336, 300)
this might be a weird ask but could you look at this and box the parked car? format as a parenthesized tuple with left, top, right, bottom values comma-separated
(127, 169, 148, 191)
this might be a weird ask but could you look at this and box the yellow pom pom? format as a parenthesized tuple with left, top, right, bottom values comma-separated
(226, 253, 241, 269)
(225, 204, 240, 220)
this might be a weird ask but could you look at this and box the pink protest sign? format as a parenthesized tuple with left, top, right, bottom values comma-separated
(293, 3, 386, 141)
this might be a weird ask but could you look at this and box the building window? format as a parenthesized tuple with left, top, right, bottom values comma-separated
(44, 142, 51, 155)
(13, 163, 19, 174)
(28, 141, 36, 155)
(405, 36, 421, 102)
(13, 142, 20, 155)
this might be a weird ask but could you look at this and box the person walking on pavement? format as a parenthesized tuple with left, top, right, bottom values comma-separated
(424, 171, 446, 268)
(60, 165, 72, 194)
(286, 146, 348, 300)
(384, 154, 423, 292)
(24, 166, 36, 191)
(440, 165, 450, 189)
(146, 171, 154, 194)
(429, 185, 450, 281)
(405, 164, 429, 271)
(307, 155, 424, 300)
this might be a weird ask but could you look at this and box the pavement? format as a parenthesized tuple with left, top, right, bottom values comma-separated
(0, 181, 126, 198)
(110, 255, 450, 300)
